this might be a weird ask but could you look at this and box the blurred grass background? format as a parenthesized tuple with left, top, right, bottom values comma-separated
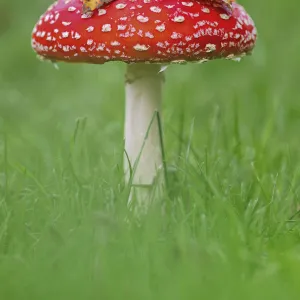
(1, 0, 300, 299)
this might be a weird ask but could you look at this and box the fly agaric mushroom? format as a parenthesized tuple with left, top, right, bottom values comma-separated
(31, 0, 257, 206)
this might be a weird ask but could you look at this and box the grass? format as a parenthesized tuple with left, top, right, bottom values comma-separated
(1, 0, 300, 299)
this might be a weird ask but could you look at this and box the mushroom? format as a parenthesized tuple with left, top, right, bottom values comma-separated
(31, 0, 257, 207)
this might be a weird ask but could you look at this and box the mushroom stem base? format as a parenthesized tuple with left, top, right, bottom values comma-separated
(124, 63, 164, 209)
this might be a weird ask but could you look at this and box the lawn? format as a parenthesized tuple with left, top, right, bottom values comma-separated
(1, 0, 300, 299)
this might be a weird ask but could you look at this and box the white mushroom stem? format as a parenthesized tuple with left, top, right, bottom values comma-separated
(124, 63, 165, 205)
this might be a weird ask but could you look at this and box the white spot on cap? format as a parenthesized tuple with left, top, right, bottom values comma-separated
(137, 15, 149, 23)
(226, 54, 235, 59)
(62, 21, 71, 26)
(171, 32, 182, 39)
(144, 0, 150, 3)
(172, 16, 185, 23)
(182, 2, 193, 6)
(195, 21, 206, 28)
(68, 6, 76, 12)
(133, 44, 150, 51)
(171, 60, 187, 65)
(221, 42, 228, 48)
(87, 39, 94, 45)
(98, 9, 106, 15)
(102, 24, 112, 32)
(63, 45, 70, 52)
(62, 31, 69, 38)
(80, 47, 87, 52)
(54, 29, 59, 33)
(111, 41, 120, 46)
(86, 26, 94, 32)
(74, 32, 81, 39)
(201, 7, 210, 13)
(197, 59, 209, 64)
(117, 25, 127, 30)
(156, 24, 165, 32)
(120, 17, 127, 21)
(205, 43, 216, 52)
(150, 6, 162, 13)
(234, 21, 243, 30)
(165, 5, 175, 8)
(81, 12, 92, 19)
(97, 44, 105, 51)
(145, 32, 154, 38)
(120, 32, 131, 38)
(156, 42, 165, 48)
(220, 14, 230, 20)
(116, 3, 127, 9)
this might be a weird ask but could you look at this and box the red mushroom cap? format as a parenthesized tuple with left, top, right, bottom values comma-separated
(31, 0, 257, 64)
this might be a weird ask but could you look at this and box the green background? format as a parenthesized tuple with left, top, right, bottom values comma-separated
(1, 0, 300, 299)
